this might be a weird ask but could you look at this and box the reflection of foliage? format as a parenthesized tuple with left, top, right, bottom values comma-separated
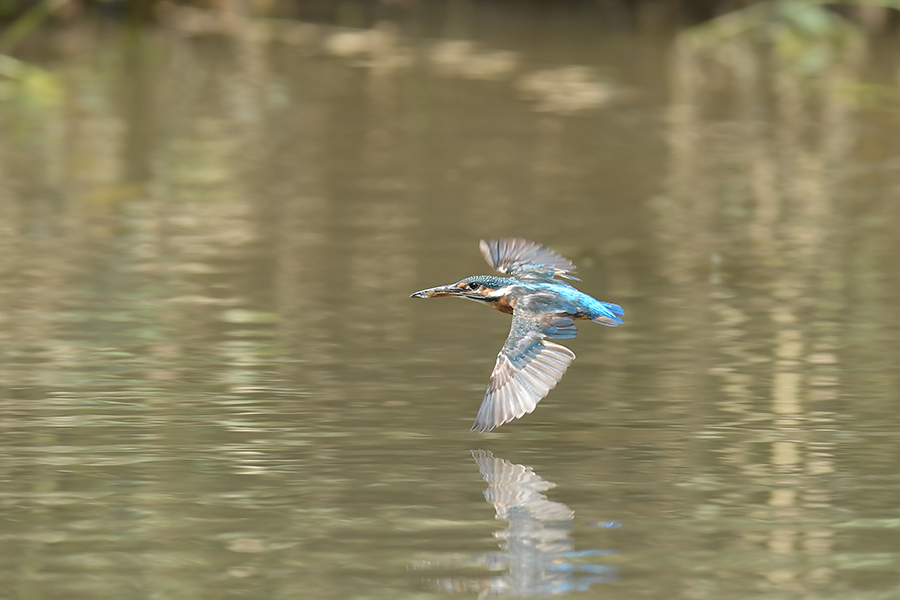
(685, 0, 899, 74)
(0, 0, 68, 111)
(770, 1, 862, 72)
(0, 53, 61, 109)
(0, 0, 71, 53)
(517, 67, 617, 114)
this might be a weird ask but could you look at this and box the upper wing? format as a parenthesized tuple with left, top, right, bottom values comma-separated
(480, 238, 579, 280)
(472, 306, 578, 432)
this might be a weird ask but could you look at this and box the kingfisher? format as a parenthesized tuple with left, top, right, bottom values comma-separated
(410, 238, 624, 432)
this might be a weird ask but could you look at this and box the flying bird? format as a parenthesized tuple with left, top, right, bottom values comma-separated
(410, 238, 623, 431)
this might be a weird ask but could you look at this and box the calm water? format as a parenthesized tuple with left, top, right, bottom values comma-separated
(2, 10, 900, 600)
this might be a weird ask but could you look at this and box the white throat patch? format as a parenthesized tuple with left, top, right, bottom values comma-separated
(487, 286, 512, 298)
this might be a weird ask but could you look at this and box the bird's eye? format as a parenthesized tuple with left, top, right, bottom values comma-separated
(468, 282, 481, 291)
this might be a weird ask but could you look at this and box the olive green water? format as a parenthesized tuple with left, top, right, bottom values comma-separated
(2, 13, 900, 600)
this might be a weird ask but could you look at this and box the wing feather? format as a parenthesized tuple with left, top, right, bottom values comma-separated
(480, 238, 579, 280)
(472, 309, 578, 432)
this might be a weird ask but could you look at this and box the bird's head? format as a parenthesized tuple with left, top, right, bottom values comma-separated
(410, 275, 508, 302)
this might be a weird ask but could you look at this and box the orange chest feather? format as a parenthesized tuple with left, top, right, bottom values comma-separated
(491, 296, 515, 314)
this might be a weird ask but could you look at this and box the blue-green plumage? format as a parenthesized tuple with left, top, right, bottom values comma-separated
(410, 238, 624, 432)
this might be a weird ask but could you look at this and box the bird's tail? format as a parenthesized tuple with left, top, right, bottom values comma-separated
(591, 301, 624, 327)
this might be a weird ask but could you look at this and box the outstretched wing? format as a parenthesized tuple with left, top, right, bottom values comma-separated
(472, 306, 578, 432)
(480, 238, 579, 280)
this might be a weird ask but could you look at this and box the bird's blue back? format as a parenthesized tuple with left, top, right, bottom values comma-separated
(514, 280, 624, 325)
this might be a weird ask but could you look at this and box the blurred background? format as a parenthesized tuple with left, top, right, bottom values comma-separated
(2, 1, 900, 598)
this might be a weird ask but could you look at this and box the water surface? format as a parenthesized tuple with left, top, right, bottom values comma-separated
(1, 12, 900, 600)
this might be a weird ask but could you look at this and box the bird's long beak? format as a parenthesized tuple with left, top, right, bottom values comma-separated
(410, 284, 460, 299)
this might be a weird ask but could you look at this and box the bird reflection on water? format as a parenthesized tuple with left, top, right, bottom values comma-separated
(430, 451, 618, 596)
